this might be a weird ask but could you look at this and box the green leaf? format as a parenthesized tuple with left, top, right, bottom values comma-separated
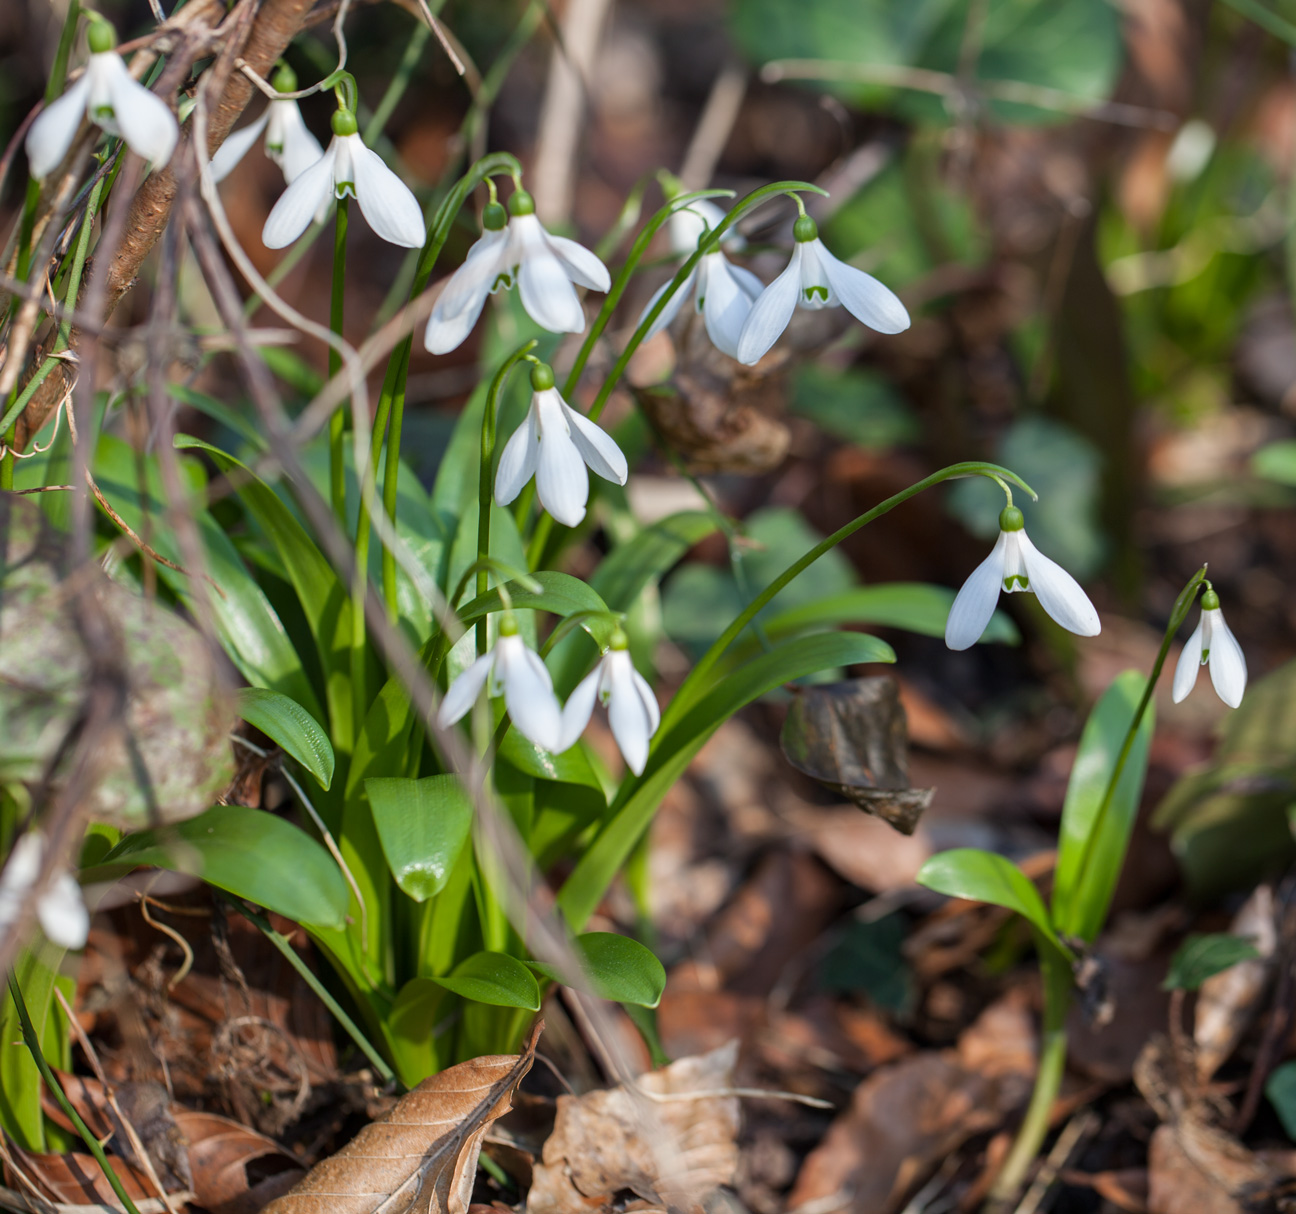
(1253, 440, 1296, 486)
(591, 512, 717, 609)
(527, 933, 667, 1008)
(434, 951, 541, 1011)
(1163, 933, 1261, 992)
(458, 572, 612, 631)
(365, 775, 473, 902)
(0, 949, 72, 1150)
(89, 806, 349, 930)
(237, 688, 334, 790)
(791, 364, 919, 449)
(1051, 671, 1153, 942)
(1268, 1061, 1296, 1141)
(387, 978, 447, 1086)
(916, 848, 1063, 950)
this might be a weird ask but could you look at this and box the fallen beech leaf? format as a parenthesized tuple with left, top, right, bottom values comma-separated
(262, 1023, 541, 1214)
(1, 1141, 164, 1208)
(174, 1109, 305, 1214)
(527, 1041, 740, 1214)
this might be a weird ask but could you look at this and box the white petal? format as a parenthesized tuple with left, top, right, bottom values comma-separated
(735, 246, 803, 365)
(513, 216, 586, 333)
(262, 140, 337, 248)
(208, 111, 268, 183)
(945, 531, 1009, 651)
(545, 232, 611, 291)
(631, 667, 661, 736)
(435, 227, 509, 321)
(1172, 619, 1204, 704)
(497, 637, 562, 752)
(271, 101, 324, 184)
(534, 390, 590, 526)
(348, 137, 426, 248)
(1018, 532, 1101, 637)
(101, 53, 178, 169)
(557, 666, 602, 752)
(562, 398, 628, 485)
(437, 651, 494, 727)
(606, 651, 654, 776)
(494, 400, 540, 504)
(637, 267, 697, 341)
(38, 875, 89, 950)
(815, 239, 910, 334)
(728, 261, 765, 301)
(1206, 609, 1247, 708)
(1, 835, 42, 897)
(26, 75, 91, 179)
(701, 254, 757, 359)
(424, 290, 488, 355)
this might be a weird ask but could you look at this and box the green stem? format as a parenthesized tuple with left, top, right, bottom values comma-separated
(7, 975, 145, 1214)
(329, 195, 349, 524)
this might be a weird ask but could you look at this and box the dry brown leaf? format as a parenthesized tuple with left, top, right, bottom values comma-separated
(527, 1042, 741, 1214)
(262, 1023, 541, 1214)
(173, 1109, 305, 1214)
(1, 1141, 164, 1208)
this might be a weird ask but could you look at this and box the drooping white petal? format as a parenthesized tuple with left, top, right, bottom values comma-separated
(1206, 609, 1247, 708)
(262, 140, 337, 248)
(512, 215, 586, 333)
(1172, 618, 1204, 704)
(701, 253, 757, 358)
(208, 111, 268, 182)
(434, 228, 509, 323)
(494, 400, 540, 505)
(562, 399, 628, 485)
(437, 651, 494, 727)
(424, 293, 485, 356)
(606, 650, 654, 776)
(637, 267, 697, 341)
(557, 666, 602, 752)
(945, 530, 1009, 651)
(100, 52, 178, 168)
(545, 233, 611, 291)
(533, 389, 590, 526)
(348, 136, 426, 248)
(38, 874, 89, 949)
(496, 636, 562, 752)
(728, 260, 766, 301)
(631, 666, 661, 736)
(815, 239, 910, 335)
(795, 241, 835, 311)
(26, 75, 92, 179)
(1018, 532, 1101, 637)
(268, 101, 323, 183)
(735, 244, 803, 365)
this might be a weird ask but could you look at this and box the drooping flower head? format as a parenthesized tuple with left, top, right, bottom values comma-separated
(736, 213, 909, 366)
(557, 630, 661, 775)
(1172, 587, 1247, 708)
(0, 833, 89, 951)
(262, 105, 425, 249)
(26, 18, 179, 179)
(425, 199, 510, 354)
(208, 63, 323, 186)
(945, 505, 1101, 650)
(494, 362, 628, 528)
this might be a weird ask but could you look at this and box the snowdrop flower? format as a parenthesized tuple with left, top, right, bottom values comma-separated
(945, 505, 1101, 650)
(494, 362, 628, 527)
(635, 197, 764, 359)
(1173, 587, 1246, 708)
(0, 834, 89, 950)
(262, 107, 425, 250)
(437, 614, 563, 752)
(208, 64, 323, 185)
(26, 18, 178, 180)
(557, 631, 660, 775)
(423, 189, 610, 353)
(736, 214, 909, 365)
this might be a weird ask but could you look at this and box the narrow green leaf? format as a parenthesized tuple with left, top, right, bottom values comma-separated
(237, 688, 334, 790)
(1163, 933, 1261, 991)
(434, 951, 541, 1011)
(917, 848, 1062, 949)
(527, 932, 667, 1008)
(365, 775, 473, 902)
(458, 572, 611, 629)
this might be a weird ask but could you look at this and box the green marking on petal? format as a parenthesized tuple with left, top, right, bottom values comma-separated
(1003, 575, 1030, 591)
(336, 181, 355, 197)
(804, 285, 829, 302)
(1201, 648, 1210, 663)
(93, 105, 115, 122)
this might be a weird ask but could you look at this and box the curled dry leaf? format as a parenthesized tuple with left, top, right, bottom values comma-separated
(527, 1041, 741, 1214)
(262, 1023, 542, 1214)
(1, 1140, 165, 1208)
(173, 1109, 305, 1214)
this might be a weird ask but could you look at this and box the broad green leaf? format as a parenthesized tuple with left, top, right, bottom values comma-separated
(167, 383, 265, 451)
(1268, 1061, 1296, 1141)
(791, 365, 920, 449)
(0, 948, 72, 1150)
(498, 722, 605, 791)
(366, 775, 473, 902)
(527, 933, 667, 1008)
(387, 977, 447, 1086)
(89, 806, 349, 930)
(458, 572, 612, 632)
(434, 951, 541, 1011)
(559, 631, 894, 929)
(237, 688, 335, 790)
(917, 848, 1061, 948)
(1163, 933, 1261, 992)
(1051, 670, 1153, 942)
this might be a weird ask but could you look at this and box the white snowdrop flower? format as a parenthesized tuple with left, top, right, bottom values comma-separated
(0, 834, 89, 951)
(557, 632, 661, 775)
(635, 197, 763, 358)
(493, 363, 628, 528)
(262, 107, 425, 250)
(26, 19, 178, 180)
(945, 505, 1101, 651)
(736, 213, 909, 366)
(1172, 588, 1247, 708)
(437, 615, 563, 752)
(423, 189, 610, 353)
(209, 64, 323, 186)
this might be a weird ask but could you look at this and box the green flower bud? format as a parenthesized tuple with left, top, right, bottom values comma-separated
(508, 188, 535, 217)
(331, 108, 358, 138)
(793, 214, 818, 243)
(87, 18, 117, 54)
(998, 505, 1025, 532)
(529, 362, 555, 392)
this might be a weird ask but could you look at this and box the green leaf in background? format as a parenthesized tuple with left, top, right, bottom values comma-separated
(1051, 670, 1154, 943)
(818, 912, 914, 1013)
(458, 571, 612, 631)
(917, 848, 1063, 950)
(1268, 1061, 1296, 1141)
(1163, 933, 1260, 992)
(90, 806, 349, 930)
(434, 951, 541, 1011)
(791, 365, 920, 450)
(1253, 440, 1296, 486)
(0, 949, 72, 1150)
(366, 775, 474, 902)
(527, 933, 667, 1008)
(237, 688, 335, 790)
